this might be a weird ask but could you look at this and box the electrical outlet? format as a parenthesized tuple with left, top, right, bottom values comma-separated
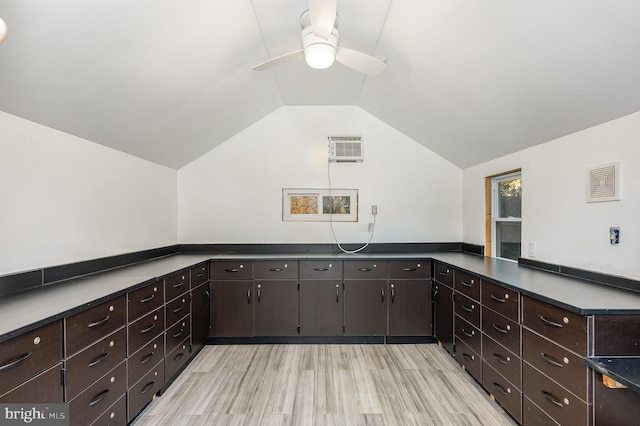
(528, 242, 536, 258)
(371, 205, 377, 215)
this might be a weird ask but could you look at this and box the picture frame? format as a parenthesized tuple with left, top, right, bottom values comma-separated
(282, 188, 358, 222)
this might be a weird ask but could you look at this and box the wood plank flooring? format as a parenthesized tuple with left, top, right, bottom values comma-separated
(133, 344, 517, 425)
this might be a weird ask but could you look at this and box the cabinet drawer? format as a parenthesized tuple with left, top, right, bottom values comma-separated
(482, 361, 522, 424)
(388, 260, 430, 279)
(91, 394, 126, 426)
(211, 261, 253, 280)
(523, 396, 560, 426)
(165, 294, 190, 329)
(433, 262, 453, 287)
(482, 335, 521, 389)
(455, 315, 481, 356)
(455, 293, 480, 328)
(522, 296, 587, 355)
(0, 320, 62, 395)
(166, 315, 190, 354)
(128, 334, 164, 388)
(456, 339, 482, 382)
(523, 329, 589, 401)
(165, 338, 191, 380)
(344, 260, 388, 279)
(128, 283, 164, 323)
(164, 271, 189, 303)
(482, 280, 519, 323)
(523, 362, 589, 426)
(300, 261, 342, 279)
(69, 361, 126, 426)
(254, 260, 298, 279)
(0, 363, 63, 403)
(66, 297, 125, 356)
(482, 306, 520, 356)
(128, 307, 164, 355)
(127, 360, 164, 423)
(190, 263, 209, 287)
(65, 328, 126, 400)
(455, 270, 480, 302)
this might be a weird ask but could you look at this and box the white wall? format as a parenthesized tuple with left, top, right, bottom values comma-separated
(463, 112, 640, 280)
(178, 106, 462, 245)
(0, 112, 178, 275)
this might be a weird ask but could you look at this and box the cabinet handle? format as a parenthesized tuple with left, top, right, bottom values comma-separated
(269, 268, 283, 272)
(140, 294, 155, 304)
(141, 381, 156, 394)
(173, 329, 184, 339)
(140, 352, 155, 365)
(492, 353, 508, 365)
(257, 284, 261, 303)
(173, 352, 185, 362)
(541, 390, 564, 407)
(462, 353, 474, 362)
(0, 352, 32, 371)
(539, 315, 563, 328)
(460, 280, 473, 288)
(172, 281, 184, 288)
(381, 288, 385, 303)
(493, 382, 509, 395)
(358, 268, 373, 272)
(433, 288, 438, 302)
(391, 284, 395, 303)
(89, 389, 109, 407)
(462, 328, 474, 338)
(141, 323, 156, 334)
(490, 294, 506, 303)
(196, 271, 205, 277)
(88, 352, 110, 368)
(225, 269, 239, 273)
(439, 272, 449, 277)
(87, 316, 110, 329)
(247, 289, 251, 304)
(314, 268, 329, 272)
(462, 304, 474, 313)
(540, 352, 564, 368)
(205, 290, 210, 305)
(402, 268, 417, 272)
(491, 323, 508, 334)
(336, 285, 340, 303)
(173, 305, 184, 313)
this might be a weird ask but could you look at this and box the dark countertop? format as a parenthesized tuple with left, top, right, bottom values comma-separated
(2, 251, 640, 343)
(585, 357, 640, 395)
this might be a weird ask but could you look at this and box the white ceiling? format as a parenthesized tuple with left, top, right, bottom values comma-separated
(1, 0, 640, 169)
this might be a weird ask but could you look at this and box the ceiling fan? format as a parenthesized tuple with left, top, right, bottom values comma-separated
(252, 0, 386, 76)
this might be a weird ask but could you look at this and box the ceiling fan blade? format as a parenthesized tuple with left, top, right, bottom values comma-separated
(251, 50, 304, 71)
(335, 48, 386, 76)
(309, 0, 337, 39)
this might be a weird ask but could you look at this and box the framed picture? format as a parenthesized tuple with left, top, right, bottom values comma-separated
(282, 188, 358, 222)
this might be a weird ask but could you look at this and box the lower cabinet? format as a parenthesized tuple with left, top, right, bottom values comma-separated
(127, 360, 165, 423)
(191, 281, 210, 350)
(254, 280, 299, 336)
(344, 280, 387, 336)
(433, 282, 454, 355)
(69, 361, 126, 426)
(388, 279, 432, 336)
(299, 279, 343, 336)
(211, 280, 254, 337)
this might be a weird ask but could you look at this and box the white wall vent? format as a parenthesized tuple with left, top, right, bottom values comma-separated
(586, 161, 621, 202)
(328, 136, 363, 163)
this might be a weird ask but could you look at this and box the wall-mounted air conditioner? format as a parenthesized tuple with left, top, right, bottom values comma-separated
(328, 136, 363, 163)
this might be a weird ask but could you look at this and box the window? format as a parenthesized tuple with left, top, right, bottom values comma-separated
(486, 170, 522, 261)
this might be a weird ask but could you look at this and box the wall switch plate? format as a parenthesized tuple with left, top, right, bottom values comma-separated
(528, 242, 537, 258)
(371, 205, 377, 215)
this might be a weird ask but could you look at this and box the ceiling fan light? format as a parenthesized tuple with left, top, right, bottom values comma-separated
(304, 43, 335, 69)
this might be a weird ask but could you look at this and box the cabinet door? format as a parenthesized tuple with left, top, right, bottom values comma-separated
(299, 280, 343, 336)
(254, 281, 298, 336)
(191, 282, 210, 349)
(211, 280, 253, 337)
(344, 280, 387, 336)
(388, 279, 432, 336)
(434, 283, 454, 355)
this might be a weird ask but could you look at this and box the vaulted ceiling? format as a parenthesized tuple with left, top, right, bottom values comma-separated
(1, 1, 640, 169)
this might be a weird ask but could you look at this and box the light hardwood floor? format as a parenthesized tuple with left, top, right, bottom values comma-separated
(133, 344, 517, 425)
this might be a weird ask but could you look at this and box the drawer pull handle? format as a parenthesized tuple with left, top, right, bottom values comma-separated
(336, 285, 340, 303)
(391, 284, 395, 303)
(173, 353, 184, 362)
(492, 323, 508, 334)
(257, 285, 261, 303)
(141, 381, 156, 394)
(460, 281, 473, 288)
(141, 323, 156, 334)
(173, 306, 184, 313)
(540, 352, 564, 368)
(225, 268, 239, 273)
(247, 289, 251, 304)
(462, 329, 474, 338)
(88, 316, 110, 328)
(492, 353, 508, 365)
(358, 268, 373, 272)
(314, 268, 329, 272)
(462, 304, 474, 313)
(493, 382, 509, 395)
(0, 351, 33, 371)
(462, 353, 475, 362)
(269, 268, 283, 272)
(173, 329, 184, 339)
(541, 390, 564, 408)
(89, 389, 109, 407)
(402, 268, 417, 272)
(88, 352, 110, 368)
(140, 352, 155, 365)
(140, 294, 155, 304)
(381, 288, 385, 303)
(196, 272, 205, 277)
(439, 272, 449, 277)
(172, 282, 184, 288)
(539, 315, 563, 328)
(490, 294, 506, 303)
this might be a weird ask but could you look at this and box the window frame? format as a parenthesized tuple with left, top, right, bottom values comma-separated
(485, 169, 522, 261)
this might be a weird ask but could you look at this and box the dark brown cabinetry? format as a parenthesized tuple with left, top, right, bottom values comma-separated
(388, 260, 432, 337)
(211, 261, 254, 337)
(254, 261, 299, 337)
(454, 270, 482, 383)
(191, 281, 210, 350)
(433, 262, 454, 355)
(300, 261, 343, 336)
(344, 261, 388, 336)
